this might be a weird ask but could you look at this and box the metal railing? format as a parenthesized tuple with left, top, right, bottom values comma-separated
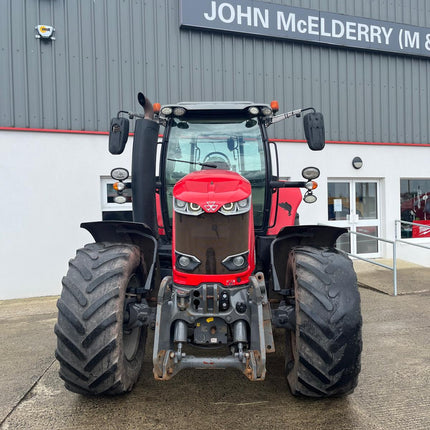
(323, 220, 430, 296)
(395, 220, 430, 250)
(338, 230, 398, 295)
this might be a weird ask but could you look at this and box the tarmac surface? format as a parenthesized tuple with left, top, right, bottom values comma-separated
(0, 260, 429, 430)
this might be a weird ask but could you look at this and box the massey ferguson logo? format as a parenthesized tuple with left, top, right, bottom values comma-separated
(204, 201, 219, 212)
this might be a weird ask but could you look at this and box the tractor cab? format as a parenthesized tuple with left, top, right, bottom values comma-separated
(155, 101, 326, 282)
(159, 102, 272, 236)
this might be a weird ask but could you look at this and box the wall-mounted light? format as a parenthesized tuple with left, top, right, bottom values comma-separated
(352, 156, 363, 169)
(35, 25, 55, 40)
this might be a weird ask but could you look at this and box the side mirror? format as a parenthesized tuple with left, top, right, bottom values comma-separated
(303, 112, 325, 151)
(109, 117, 129, 154)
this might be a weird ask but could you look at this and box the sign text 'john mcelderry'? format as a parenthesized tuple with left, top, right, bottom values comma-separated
(180, 0, 430, 58)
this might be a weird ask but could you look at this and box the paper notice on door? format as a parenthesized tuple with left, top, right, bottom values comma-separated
(334, 199, 342, 212)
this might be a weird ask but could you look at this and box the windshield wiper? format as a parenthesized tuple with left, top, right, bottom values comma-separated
(167, 158, 217, 169)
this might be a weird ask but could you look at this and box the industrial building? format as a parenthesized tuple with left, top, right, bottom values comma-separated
(1, 0, 429, 299)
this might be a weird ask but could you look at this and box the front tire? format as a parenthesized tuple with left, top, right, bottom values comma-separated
(55, 242, 147, 395)
(285, 246, 362, 397)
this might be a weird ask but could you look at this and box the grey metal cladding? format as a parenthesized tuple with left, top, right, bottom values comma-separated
(1, 0, 430, 143)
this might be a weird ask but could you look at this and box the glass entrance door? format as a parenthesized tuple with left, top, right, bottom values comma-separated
(327, 180, 380, 257)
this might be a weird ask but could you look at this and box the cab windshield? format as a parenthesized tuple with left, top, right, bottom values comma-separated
(164, 118, 267, 227)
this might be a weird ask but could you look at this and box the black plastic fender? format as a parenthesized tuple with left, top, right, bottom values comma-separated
(270, 225, 347, 292)
(81, 221, 158, 293)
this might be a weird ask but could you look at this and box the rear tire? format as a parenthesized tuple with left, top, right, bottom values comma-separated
(285, 246, 362, 397)
(55, 242, 147, 395)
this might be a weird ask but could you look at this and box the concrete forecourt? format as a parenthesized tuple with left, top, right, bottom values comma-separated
(0, 263, 429, 429)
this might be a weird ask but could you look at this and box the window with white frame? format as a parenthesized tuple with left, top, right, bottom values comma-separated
(400, 179, 430, 238)
(100, 176, 133, 221)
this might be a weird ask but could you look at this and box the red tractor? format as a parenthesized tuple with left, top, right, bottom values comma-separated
(55, 94, 362, 397)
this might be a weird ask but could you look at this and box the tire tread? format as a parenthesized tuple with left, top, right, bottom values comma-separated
(55, 242, 147, 396)
(286, 246, 362, 397)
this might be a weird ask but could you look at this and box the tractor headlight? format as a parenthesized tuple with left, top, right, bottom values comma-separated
(301, 166, 320, 180)
(232, 255, 245, 267)
(175, 198, 186, 209)
(174, 198, 204, 216)
(221, 202, 234, 212)
(175, 198, 250, 216)
(189, 202, 201, 212)
(178, 256, 191, 267)
(113, 195, 127, 204)
(175, 252, 201, 272)
(111, 167, 129, 181)
(238, 198, 249, 208)
(219, 197, 251, 215)
(261, 106, 272, 116)
(161, 106, 173, 116)
(173, 107, 186, 117)
(222, 252, 249, 271)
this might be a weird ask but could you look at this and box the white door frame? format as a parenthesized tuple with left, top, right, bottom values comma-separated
(327, 179, 381, 258)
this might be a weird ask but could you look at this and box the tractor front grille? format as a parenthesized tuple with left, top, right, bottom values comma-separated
(174, 211, 249, 275)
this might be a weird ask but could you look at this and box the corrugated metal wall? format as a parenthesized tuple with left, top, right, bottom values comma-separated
(1, 0, 430, 142)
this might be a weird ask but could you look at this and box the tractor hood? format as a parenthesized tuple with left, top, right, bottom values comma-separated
(173, 170, 251, 213)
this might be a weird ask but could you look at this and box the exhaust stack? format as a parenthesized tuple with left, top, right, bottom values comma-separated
(131, 94, 160, 235)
